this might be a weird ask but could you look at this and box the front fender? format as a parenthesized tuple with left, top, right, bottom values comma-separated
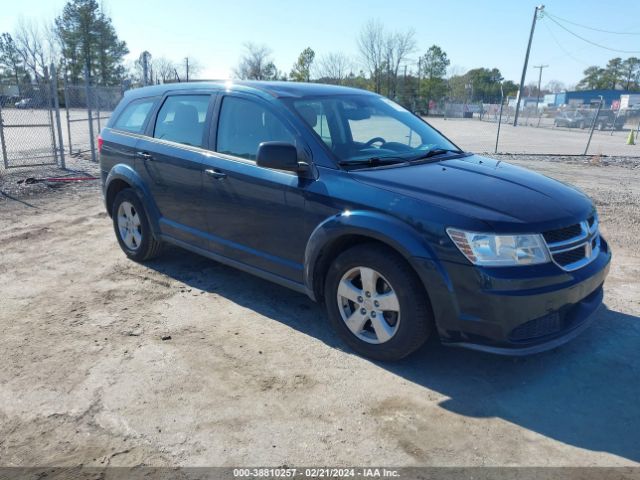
(304, 210, 441, 300)
(105, 164, 161, 236)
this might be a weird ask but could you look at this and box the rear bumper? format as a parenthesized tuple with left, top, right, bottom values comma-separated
(412, 238, 611, 355)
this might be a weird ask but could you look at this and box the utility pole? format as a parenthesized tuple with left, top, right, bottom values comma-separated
(417, 56, 422, 113)
(185, 57, 189, 82)
(533, 64, 548, 108)
(513, 4, 544, 126)
(141, 51, 151, 86)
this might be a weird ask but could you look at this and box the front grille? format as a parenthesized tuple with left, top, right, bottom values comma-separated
(554, 246, 587, 266)
(543, 216, 599, 271)
(543, 223, 582, 243)
(509, 312, 563, 342)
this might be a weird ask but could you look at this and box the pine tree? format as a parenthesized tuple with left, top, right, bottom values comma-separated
(55, 0, 128, 85)
(290, 47, 315, 82)
(0, 33, 25, 90)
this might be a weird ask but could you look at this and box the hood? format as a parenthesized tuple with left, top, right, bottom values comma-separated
(349, 155, 594, 231)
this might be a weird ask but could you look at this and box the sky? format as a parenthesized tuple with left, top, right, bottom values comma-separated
(3, 0, 640, 87)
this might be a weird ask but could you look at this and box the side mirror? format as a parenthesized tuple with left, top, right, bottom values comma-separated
(256, 142, 307, 173)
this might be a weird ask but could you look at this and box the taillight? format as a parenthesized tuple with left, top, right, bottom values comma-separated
(97, 135, 103, 153)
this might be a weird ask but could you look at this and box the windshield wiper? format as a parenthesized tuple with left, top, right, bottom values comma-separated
(408, 148, 465, 162)
(338, 156, 409, 167)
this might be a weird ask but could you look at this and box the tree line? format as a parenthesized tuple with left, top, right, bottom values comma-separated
(234, 20, 523, 111)
(0, 0, 129, 90)
(577, 57, 640, 91)
(0, 0, 199, 91)
(3, 3, 577, 110)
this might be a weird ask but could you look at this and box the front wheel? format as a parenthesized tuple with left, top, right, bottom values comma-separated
(324, 244, 432, 361)
(112, 188, 163, 261)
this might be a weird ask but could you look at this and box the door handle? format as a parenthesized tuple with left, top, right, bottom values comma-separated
(204, 168, 227, 180)
(136, 151, 153, 161)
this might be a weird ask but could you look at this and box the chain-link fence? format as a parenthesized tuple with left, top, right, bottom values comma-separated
(0, 76, 61, 168)
(4, 75, 640, 171)
(0, 65, 125, 172)
(421, 100, 640, 156)
(62, 81, 122, 159)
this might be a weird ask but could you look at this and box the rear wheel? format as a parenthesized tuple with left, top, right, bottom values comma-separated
(324, 244, 432, 361)
(112, 188, 162, 261)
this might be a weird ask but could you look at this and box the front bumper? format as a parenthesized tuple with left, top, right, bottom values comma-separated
(412, 238, 611, 355)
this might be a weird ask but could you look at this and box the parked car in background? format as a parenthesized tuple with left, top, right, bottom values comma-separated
(577, 109, 625, 130)
(99, 81, 611, 361)
(554, 111, 588, 128)
(14, 98, 35, 109)
(555, 109, 625, 130)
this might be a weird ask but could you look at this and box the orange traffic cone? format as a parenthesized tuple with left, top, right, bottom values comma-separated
(627, 129, 636, 145)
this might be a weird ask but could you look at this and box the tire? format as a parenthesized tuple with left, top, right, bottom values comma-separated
(324, 243, 432, 361)
(111, 188, 163, 261)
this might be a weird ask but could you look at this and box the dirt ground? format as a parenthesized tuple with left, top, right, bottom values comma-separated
(0, 155, 639, 467)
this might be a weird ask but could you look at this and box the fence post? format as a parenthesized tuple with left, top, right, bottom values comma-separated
(63, 73, 72, 155)
(96, 89, 101, 132)
(50, 64, 66, 169)
(84, 66, 97, 162)
(495, 85, 504, 154)
(0, 102, 8, 169)
(584, 97, 603, 156)
(610, 108, 621, 136)
(45, 67, 59, 165)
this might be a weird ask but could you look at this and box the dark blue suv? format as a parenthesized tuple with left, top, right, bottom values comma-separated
(99, 81, 611, 361)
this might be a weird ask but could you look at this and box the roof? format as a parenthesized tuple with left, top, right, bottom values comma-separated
(124, 80, 375, 100)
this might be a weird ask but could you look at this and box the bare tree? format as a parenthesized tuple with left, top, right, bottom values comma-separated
(234, 43, 278, 80)
(358, 20, 416, 96)
(13, 18, 50, 83)
(180, 57, 202, 81)
(384, 29, 416, 98)
(154, 56, 176, 83)
(357, 19, 385, 93)
(544, 79, 566, 93)
(314, 52, 352, 84)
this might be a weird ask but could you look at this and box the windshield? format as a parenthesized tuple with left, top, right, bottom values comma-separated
(287, 94, 459, 165)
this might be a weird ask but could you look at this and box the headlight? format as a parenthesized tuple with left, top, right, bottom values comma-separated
(446, 228, 550, 266)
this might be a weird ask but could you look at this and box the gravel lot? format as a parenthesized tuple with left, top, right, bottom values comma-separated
(427, 117, 640, 156)
(0, 155, 639, 467)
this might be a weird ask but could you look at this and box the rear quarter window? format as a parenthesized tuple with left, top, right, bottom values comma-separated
(112, 98, 156, 133)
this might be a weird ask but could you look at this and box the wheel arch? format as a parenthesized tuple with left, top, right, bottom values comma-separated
(304, 211, 438, 303)
(104, 164, 161, 236)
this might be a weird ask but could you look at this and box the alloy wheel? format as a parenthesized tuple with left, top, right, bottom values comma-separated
(117, 201, 142, 251)
(336, 266, 401, 344)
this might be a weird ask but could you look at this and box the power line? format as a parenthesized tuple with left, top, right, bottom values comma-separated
(542, 19, 591, 66)
(545, 11, 640, 35)
(543, 14, 640, 54)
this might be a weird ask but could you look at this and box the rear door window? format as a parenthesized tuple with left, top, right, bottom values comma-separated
(153, 95, 211, 148)
(112, 98, 156, 133)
